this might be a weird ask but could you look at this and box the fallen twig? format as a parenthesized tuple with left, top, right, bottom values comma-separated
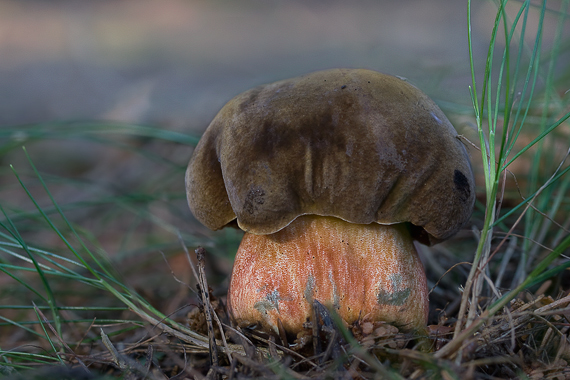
(196, 246, 220, 377)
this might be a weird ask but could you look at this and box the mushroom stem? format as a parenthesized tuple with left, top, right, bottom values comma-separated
(228, 215, 428, 336)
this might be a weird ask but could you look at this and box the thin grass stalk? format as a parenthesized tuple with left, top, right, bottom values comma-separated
(454, 0, 505, 339)
(492, 163, 570, 227)
(489, 0, 546, 288)
(517, 1, 548, 287)
(499, 1, 529, 147)
(31, 304, 65, 366)
(0, 262, 48, 301)
(453, 0, 568, 345)
(0, 351, 61, 366)
(20, 147, 122, 282)
(5, 158, 203, 342)
(0, 206, 62, 336)
(0, 121, 200, 154)
(4, 153, 251, 358)
(0, 238, 147, 293)
(447, 0, 570, 360)
(504, 1, 530, 156)
(524, 0, 570, 274)
(526, 172, 570, 270)
(463, 1, 517, 324)
(0, 315, 44, 338)
(0, 240, 109, 286)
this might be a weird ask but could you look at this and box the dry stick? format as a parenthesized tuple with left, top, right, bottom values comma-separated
(177, 236, 234, 363)
(228, 357, 238, 380)
(481, 270, 516, 351)
(144, 345, 153, 376)
(434, 252, 570, 360)
(32, 303, 90, 374)
(159, 250, 197, 297)
(277, 318, 289, 347)
(101, 328, 130, 372)
(100, 329, 159, 379)
(122, 334, 166, 357)
(344, 356, 361, 380)
(232, 355, 276, 378)
(538, 320, 555, 353)
(494, 232, 554, 252)
(178, 232, 201, 290)
(133, 311, 207, 350)
(194, 248, 233, 363)
(313, 300, 344, 366)
(221, 322, 255, 348)
(459, 355, 521, 369)
(554, 326, 569, 364)
(312, 301, 323, 362)
(267, 336, 280, 360)
(129, 294, 248, 358)
(531, 312, 568, 357)
(435, 308, 494, 359)
(428, 261, 472, 295)
(159, 340, 206, 380)
(196, 246, 219, 371)
(249, 333, 310, 363)
(535, 294, 570, 314)
(211, 303, 233, 363)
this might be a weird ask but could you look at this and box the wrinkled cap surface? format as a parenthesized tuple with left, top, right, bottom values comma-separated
(186, 68, 475, 245)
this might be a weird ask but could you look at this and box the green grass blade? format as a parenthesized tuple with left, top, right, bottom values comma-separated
(19, 148, 115, 281)
(0, 205, 61, 335)
(31, 304, 65, 366)
(0, 121, 200, 155)
(0, 264, 48, 301)
(493, 160, 570, 227)
(502, 110, 570, 171)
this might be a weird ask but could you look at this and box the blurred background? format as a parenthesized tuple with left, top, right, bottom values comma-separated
(0, 0, 568, 339)
(1, 0, 530, 130)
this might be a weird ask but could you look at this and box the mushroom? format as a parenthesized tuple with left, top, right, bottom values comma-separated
(186, 68, 475, 337)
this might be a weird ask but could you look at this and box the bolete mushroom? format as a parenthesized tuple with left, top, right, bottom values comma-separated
(186, 68, 475, 337)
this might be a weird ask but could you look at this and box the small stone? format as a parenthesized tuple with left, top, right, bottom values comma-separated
(361, 322, 374, 335)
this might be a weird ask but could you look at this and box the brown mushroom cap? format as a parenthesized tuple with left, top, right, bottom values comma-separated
(186, 68, 475, 245)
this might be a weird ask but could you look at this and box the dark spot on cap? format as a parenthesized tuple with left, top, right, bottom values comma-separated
(341, 85, 347, 89)
(244, 186, 265, 215)
(454, 169, 471, 203)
